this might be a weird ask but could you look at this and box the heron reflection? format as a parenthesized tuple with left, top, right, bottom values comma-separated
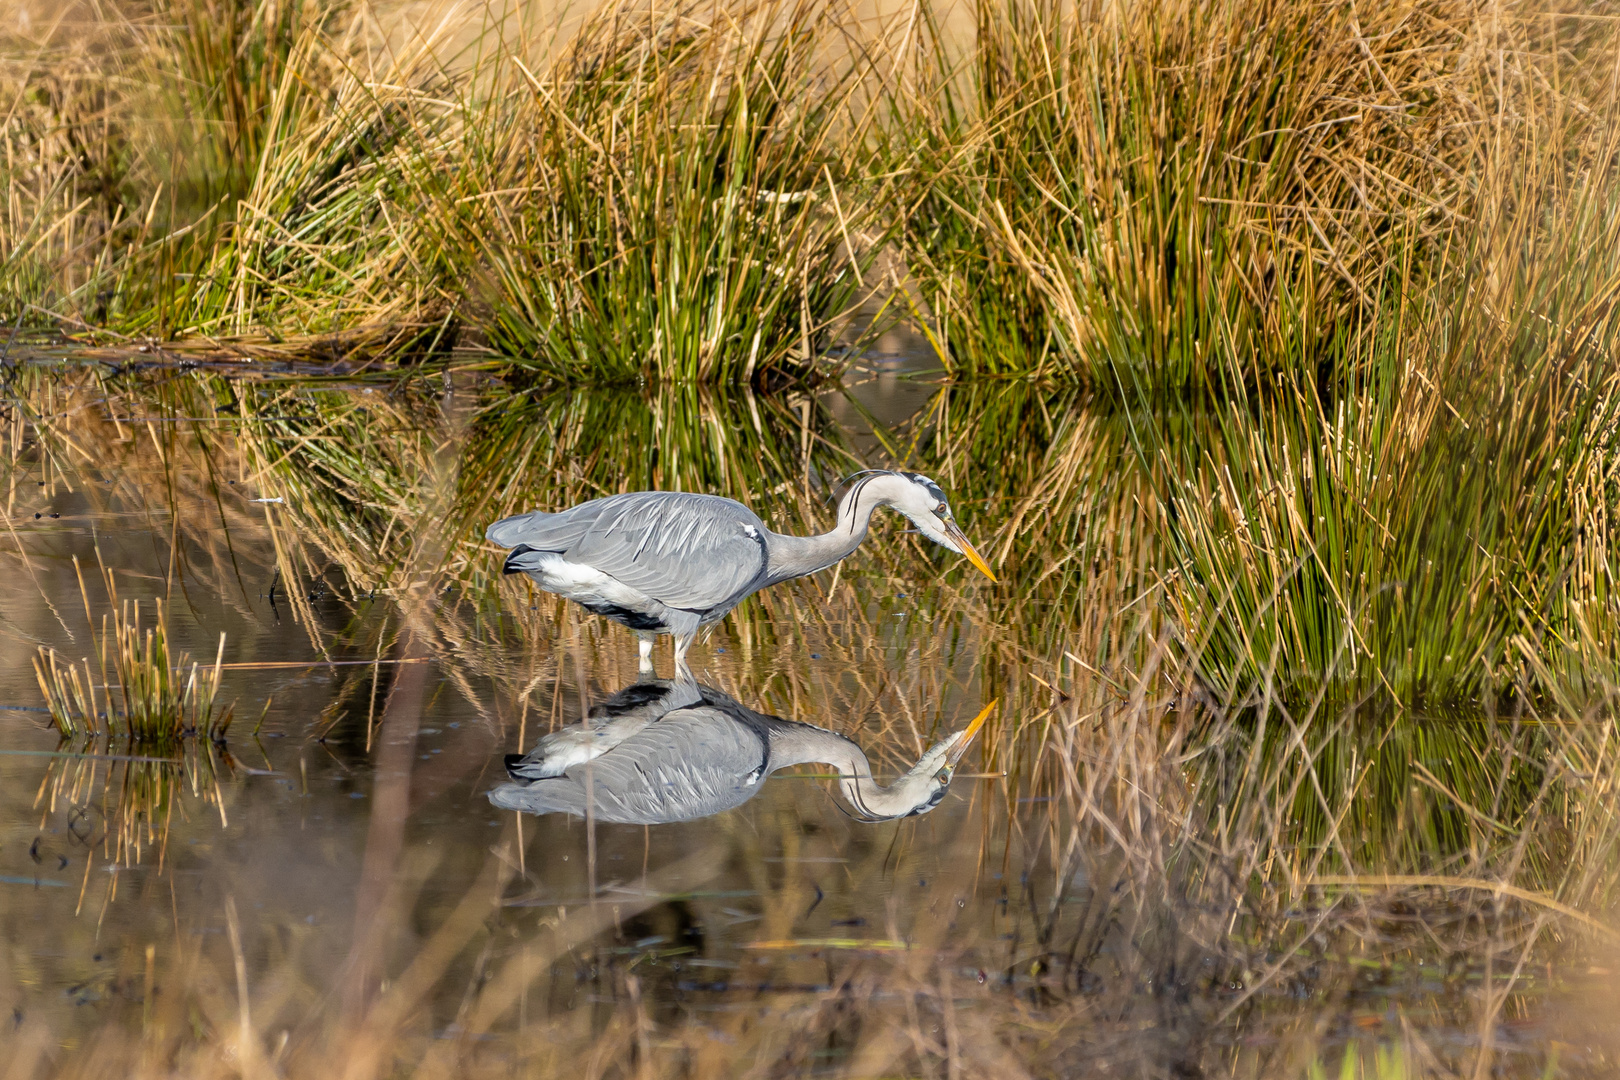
(489, 679, 992, 825)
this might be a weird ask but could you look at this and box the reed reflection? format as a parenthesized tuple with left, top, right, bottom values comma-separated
(490, 678, 990, 824)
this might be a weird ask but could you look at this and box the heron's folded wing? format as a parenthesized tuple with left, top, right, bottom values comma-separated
(488, 779, 590, 816)
(565, 493, 769, 611)
(485, 505, 595, 550)
(486, 492, 768, 611)
(489, 710, 770, 824)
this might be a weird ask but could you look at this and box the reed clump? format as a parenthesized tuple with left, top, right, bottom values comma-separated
(446, 0, 888, 384)
(33, 569, 233, 741)
(1145, 99, 1620, 706)
(897, 0, 1616, 387)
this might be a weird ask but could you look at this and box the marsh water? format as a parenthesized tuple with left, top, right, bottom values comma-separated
(3, 347, 1619, 1078)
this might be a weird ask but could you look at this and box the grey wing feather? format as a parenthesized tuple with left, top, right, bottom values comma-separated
(486, 507, 591, 550)
(487, 709, 768, 825)
(504, 678, 704, 781)
(486, 492, 769, 611)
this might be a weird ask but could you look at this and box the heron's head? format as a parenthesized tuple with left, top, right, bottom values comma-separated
(852, 702, 995, 820)
(862, 470, 996, 582)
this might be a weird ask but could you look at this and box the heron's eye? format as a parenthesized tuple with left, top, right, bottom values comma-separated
(935, 503, 948, 515)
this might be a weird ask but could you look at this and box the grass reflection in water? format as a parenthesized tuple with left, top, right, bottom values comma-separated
(0, 368, 1616, 1076)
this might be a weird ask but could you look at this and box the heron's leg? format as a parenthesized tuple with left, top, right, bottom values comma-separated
(636, 633, 655, 674)
(665, 612, 700, 677)
(672, 630, 695, 677)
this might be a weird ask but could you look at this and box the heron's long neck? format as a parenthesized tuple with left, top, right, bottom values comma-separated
(764, 476, 895, 583)
(767, 723, 929, 819)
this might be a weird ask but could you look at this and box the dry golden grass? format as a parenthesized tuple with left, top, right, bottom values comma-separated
(9, 0, 1609, 391)
(897, 0, 1620, 386)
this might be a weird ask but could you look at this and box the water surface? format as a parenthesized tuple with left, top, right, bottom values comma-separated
(2, 361, 1616, 1077)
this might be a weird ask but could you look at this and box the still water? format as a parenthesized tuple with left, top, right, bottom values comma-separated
(1, 356, 1617, 1078)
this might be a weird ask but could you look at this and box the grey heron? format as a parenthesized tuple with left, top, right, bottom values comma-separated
(488, 678, 994, 824)
(486, 470, 996, 672)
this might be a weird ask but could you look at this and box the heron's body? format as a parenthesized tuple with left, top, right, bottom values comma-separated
(504, 678, 703, 780)
(486, 472, 994, 672)
(489, 492, 783, 664)
(489, 679, 992, 824)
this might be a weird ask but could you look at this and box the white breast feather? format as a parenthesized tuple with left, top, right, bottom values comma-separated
(528, 552, 656, 610)
(525, 729, 611, 777)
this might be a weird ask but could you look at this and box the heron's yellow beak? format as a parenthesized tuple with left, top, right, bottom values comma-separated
(945, 522, 998, 583)
(946, 700, 996, 768)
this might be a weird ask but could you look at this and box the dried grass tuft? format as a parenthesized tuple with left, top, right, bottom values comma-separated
(33, 563, 233, 741)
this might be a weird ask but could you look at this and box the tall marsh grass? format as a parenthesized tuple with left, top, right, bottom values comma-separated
(153, 40, 460, 344)
(0, 0, 352, 334)
(1147, 105, 1620, 705)
(5, 0, 1615, 393)
(897, 0, 1618, 387)
(2, 0, 893, 381)
(451, 0, 891, 383)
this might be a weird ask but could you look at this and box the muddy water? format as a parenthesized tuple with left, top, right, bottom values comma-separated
(1, 362, 1617, 1077)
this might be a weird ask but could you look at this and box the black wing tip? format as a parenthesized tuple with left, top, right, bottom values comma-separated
(501, 544, 538, 575)
(503, 754, 529, 780)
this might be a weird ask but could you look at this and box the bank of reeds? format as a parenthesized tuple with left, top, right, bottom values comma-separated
(2, 0, 893, 383)
(5, 0, 1615, 392)
(897, 0, 1618, 388)
(1144, 99, 1620, 706)
(1, 0, 360, 335)
(447, 0, 892, 383)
